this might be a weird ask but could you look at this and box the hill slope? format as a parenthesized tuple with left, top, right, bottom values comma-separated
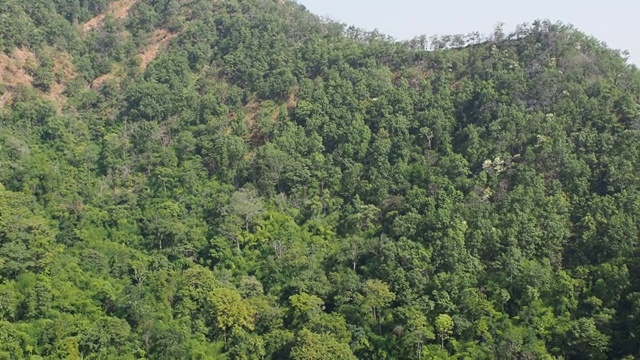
(1, 0, 640, 359)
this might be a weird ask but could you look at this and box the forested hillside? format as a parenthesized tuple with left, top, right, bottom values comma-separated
(1, 0, 640, 359)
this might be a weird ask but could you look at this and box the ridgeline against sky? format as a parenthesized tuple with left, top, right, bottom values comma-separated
(299, 0, 640, 66)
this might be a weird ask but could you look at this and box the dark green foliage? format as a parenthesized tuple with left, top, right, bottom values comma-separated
(1, 1, 640, 359)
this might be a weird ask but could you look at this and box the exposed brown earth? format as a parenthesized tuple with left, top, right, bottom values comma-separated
(0, 48, 37, 108)
(47, 52, 77, 104)
(82, 0, 138, 34)
(0, 48, 36, 88)
(91, 73, 116, 89)
(140, 29, 179, 70)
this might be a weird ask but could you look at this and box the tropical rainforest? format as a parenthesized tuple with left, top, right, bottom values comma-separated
(1, 0, 640, 359)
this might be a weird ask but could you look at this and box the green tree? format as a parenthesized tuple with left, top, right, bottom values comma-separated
(361, 279, 396, 334)
(206, 287, 256, 341)
(289, 329, 357, 360)
(435, 314, 454, 349)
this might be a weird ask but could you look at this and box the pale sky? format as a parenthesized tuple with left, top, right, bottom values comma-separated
(297, 0, 640, 66)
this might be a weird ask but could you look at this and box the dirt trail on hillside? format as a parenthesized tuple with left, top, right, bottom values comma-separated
(140, 29, 178, 70)
(83, 0, 137, 34)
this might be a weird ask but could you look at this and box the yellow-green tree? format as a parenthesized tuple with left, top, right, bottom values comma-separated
(289, 329, 356, 360)
(435, 314, 454, 349)
(361, 279, 396, 334)
(207, 287, 256, 341)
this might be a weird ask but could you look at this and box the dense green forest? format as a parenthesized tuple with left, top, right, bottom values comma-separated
(1, 0, 640, 358)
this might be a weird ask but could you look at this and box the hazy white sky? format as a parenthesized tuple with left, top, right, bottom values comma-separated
(297, 0, 640, 66)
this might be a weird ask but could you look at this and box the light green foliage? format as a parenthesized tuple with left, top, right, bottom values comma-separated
(360, 279, 396, 335)
(289, 329, 357, 360)
(362, 279, 396, 319)
(435, 314, 454, 348)
(289, 293, 324, 324)
(0, 184, 60, 278)
(207, 287, 256, 336)
(398, 306, 435, 360)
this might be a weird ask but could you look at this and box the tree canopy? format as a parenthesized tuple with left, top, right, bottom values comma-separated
(1, 0, 640, 359)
